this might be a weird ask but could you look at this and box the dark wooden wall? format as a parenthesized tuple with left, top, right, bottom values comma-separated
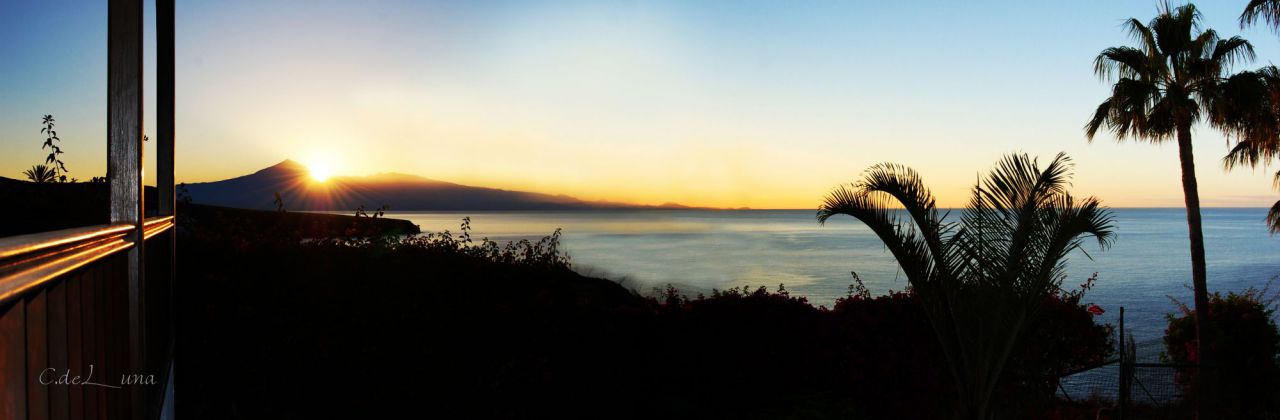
(1, 253, 131, 420)
(0, 232, 174, 420)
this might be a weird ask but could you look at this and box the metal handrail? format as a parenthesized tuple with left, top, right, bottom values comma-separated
(0, 215, 174, 304)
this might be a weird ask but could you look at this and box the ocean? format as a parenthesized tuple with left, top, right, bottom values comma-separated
(385, 208, 1280, 343)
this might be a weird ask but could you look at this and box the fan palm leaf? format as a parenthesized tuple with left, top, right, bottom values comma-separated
(22, 164, 56, 183)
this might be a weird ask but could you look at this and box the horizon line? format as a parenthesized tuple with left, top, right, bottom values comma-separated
(367, 206, 1277, 211)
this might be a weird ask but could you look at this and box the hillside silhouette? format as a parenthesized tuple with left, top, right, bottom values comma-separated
(183, 160, 695, 211)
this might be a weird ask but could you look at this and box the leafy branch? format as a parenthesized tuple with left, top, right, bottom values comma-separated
(39, 114, 71, 183)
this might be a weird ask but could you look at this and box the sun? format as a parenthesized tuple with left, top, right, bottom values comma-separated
(306, 159, 334, 183)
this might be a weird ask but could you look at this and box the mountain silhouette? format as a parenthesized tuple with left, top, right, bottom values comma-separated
(183, 160, 694, 211)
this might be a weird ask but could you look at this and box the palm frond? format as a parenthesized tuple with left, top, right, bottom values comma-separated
(980, 152, 1072, 212)
(817, 184, 936, 285)
(1094, 47, 1152, 80)
(1123, 17, 1161, 56)
(1085, 78, 1164, 141)
(1144, 95, 1182, 139)
(855, 163, 953, 261)
(1223, 138, 1277, 170)
(1215, 69, 1280, 169)
(1189, 29, 1221, 60)
(1212, 36, 1255, 69)
(1150, 3, 1201, 57)
(961, 153, 1078, 297)
(1085, 100, 1114, 141)
(1241, 0, 1280, 32)
(1268, 199, 1280, 234)
(1026, 195, 1115, 308)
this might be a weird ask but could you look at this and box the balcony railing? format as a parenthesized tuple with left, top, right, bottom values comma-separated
(0, 217, 173, 303)
(0, 219, 175, 419)
(0, 0, 176, 418)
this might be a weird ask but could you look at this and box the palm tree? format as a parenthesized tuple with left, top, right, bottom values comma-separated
(1085, 3, 1261, 372)
(1211, 65, 1280, 233)
(23, 164, 57, 183)
(1235, 3, 1280, 233)
(818, 152, 1113, 419)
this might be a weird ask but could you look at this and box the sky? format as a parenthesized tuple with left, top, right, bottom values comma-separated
(3, 1, 1280, 209)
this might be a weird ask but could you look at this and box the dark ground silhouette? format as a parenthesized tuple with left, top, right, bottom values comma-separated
(174, 207, 1112, 419)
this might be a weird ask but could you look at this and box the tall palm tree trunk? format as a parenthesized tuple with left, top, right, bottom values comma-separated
(1176, 123, 1211, 372)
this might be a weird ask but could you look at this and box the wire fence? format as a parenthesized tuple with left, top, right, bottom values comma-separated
(1058, 339, 1189, 404)
(1056, 307, 1196, 416)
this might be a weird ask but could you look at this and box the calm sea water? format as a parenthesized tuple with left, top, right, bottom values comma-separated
(384, 209, 1280, 342)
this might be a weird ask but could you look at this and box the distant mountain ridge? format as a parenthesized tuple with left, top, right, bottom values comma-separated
(184, 160, 696, 211)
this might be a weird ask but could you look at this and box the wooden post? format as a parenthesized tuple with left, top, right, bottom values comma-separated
(157, 0, 175, 218)
(107, 0, 145, 414)
(156, 1, 177, 417)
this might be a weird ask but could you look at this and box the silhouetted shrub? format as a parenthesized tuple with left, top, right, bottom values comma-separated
(1164, 285, 1280, 417)
(829, 289, 951, 418)
(826, 278, 1113, 419)
(1002, 281, 1115, 416)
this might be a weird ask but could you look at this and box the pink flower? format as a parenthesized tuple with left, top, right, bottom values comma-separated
(1087, 304, 1105, 316)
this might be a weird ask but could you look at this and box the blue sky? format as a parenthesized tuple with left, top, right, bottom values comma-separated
(3, 1, 1280, 208)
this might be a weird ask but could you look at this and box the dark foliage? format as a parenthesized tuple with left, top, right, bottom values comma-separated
(1001, 275, 1115, 416)
(1164, 285, 1280, 417)
(354, 204, 391, 218)
(0, 177, 159, 236)
(178, 203, 418, 242)
(178, 215, 1112, 419)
